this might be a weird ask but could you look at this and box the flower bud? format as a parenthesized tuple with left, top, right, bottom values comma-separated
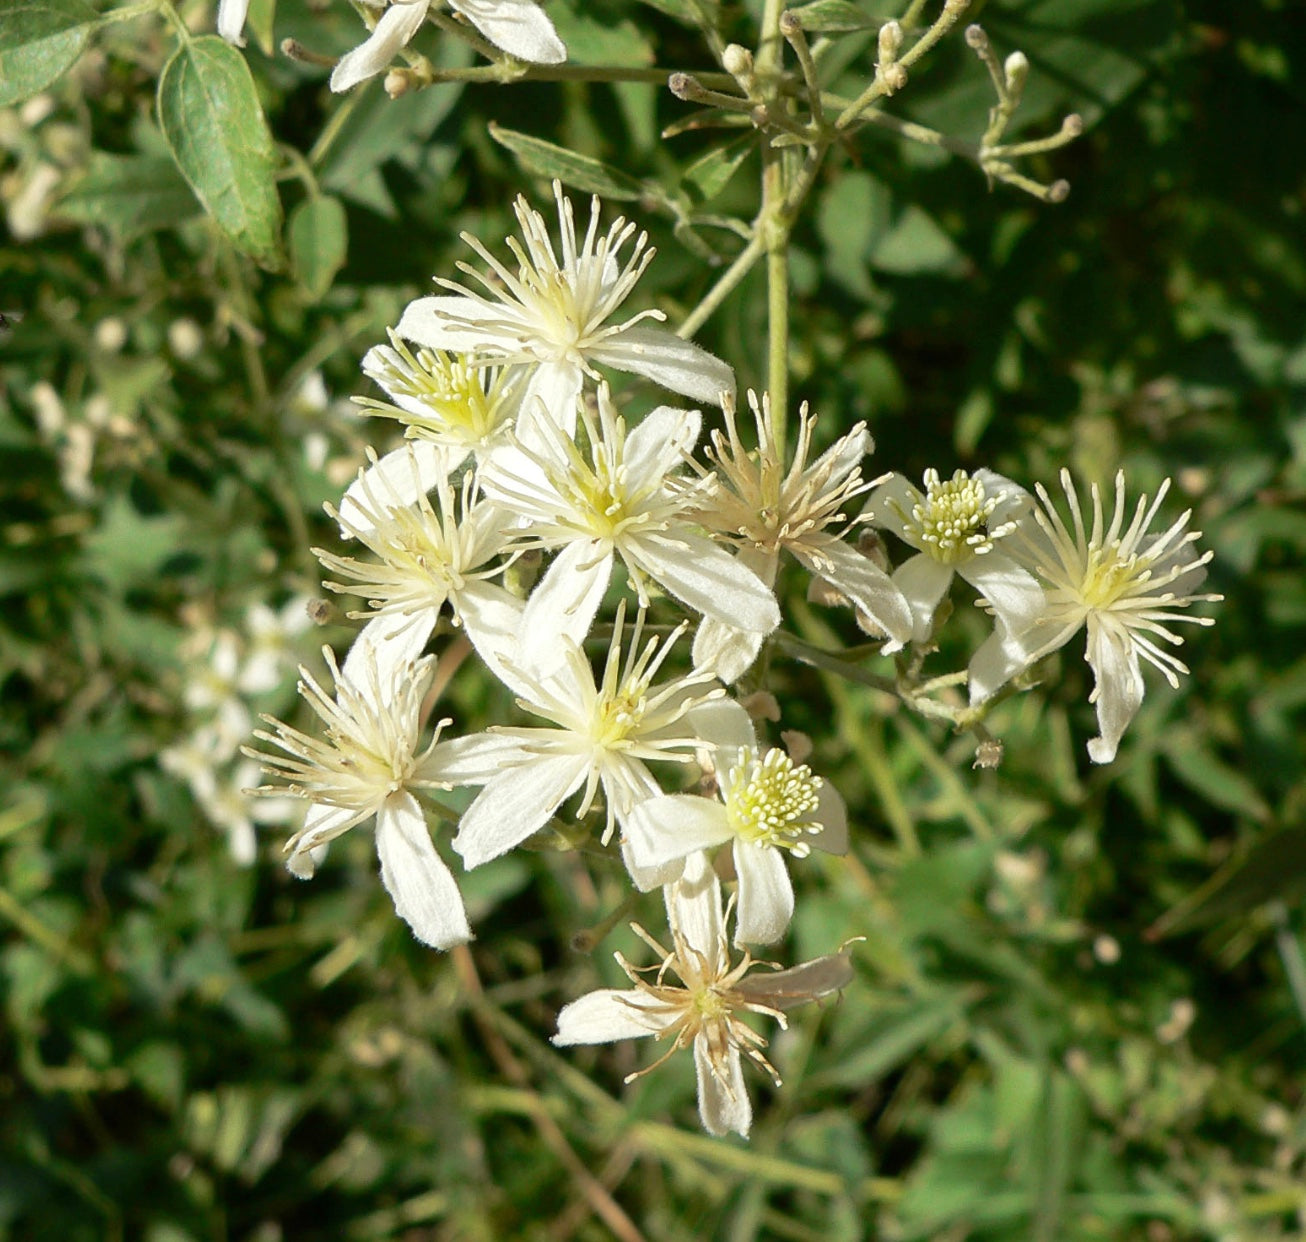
(722, 44, 753, 77)
(1003, 50, 1028, 95)
(877, 19, 902, 63)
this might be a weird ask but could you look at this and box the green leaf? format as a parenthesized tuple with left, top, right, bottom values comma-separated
(55, 153, 200, 237)
(680, 135, 752, 204)
(157, 36, 285, 269)
(488, 124, 645, 202)
(785, 0, 877, 34)
(548, 0, 654, 66)
(0, 0, 98, 107)
(1163, 730, 1271, 823)
(1148, 827, 1306, 938)
(288, 195, 348, 300)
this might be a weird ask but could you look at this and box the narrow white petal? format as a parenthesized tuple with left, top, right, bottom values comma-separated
(666, 850, 724, 959)
(427, 732, 533, 784)
(624, 405, 701, 483)
(591, 323, 735, 407)
(862, 474, 921, 544)
(624, 796, 734, 871)
(449, 0, 566, 63)
(1085, 622, 1145, 764)
(692, 615, 766, 684)
(291, 802, 358, 858)
(620, 839, 685, 892)
(634, 533, 779, 635)
(735, 949, 856, 1011)
(457, 583, 527, 689)
(682, 696, 756, 752)
(891, 552, 954, 644)
(396, 294, 529, 354)
(733, 843, 793, 946)
(343, 610, 435, 691)
(375, 793, 471, 948)
(338, 441, 455, 536)
(968, 618, 1073, 705)
(216, 0, 250, 45)
(796, 537, 914, 650)
(518, 541, 613, 673)
(330, 0, 430, 92)
(516, 362, 582, 446)
(960, 553, 1045, 634)
(452, 752, 588, 867)
(553, 989, 675, 1045)
(695, 1037, 752, 1137)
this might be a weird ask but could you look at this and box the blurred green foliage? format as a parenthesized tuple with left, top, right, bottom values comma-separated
(2, 0, 1305, 1238)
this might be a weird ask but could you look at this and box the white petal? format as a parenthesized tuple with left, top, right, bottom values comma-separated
(960, 553, 1045, 634)
(968, 617, 1074, 705)
(682, 696, 756, 752)
(452, 752, 588, 867)
(449, 0, 566, 63)
(1084, 621, 1145, 764)
(666, 850, 724, 961)
(809, 425, 871, 485)
(891, 552, 954, 644)
(457, 583, 527, 688)
(862, 473, 921, 544)
(633, 532, 779, 635)
(338, 441, 456, 537)
(796, 537, 914, 650)
(330, 0, 430, 92)
(590, 323, 735, 407)
(620, 838, 685, 892)
(517, 541, 613, 673)
(735, 948, 856, 1011)
(695, 1036, 752, 1137)
(375, 793, 471, 948)
(396, 294, 531, 354)
(516, 361, 582, 447)
(216, 0, 250, 45)
(553, 989, 676, 1045)
(288, 803, 357, 865)
(343, 610, 435, 690)
(426, 731, 532, 784)
(733, 843, 793, 946)
(973, 468, 1033, 528)
(624, 796, 734, 872)
(625, 405, 701, 483)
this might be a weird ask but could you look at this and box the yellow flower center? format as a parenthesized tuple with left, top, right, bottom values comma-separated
(906, 468, 1003, 565)
(725, 748, 823, 856)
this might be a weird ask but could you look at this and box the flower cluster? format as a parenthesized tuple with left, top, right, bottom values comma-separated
(249, 185, 1220, 1135)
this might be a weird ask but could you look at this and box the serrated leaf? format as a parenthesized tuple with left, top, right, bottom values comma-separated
(0, 0, 98, 107)
(55, 152, 199, 237)
(157, 36, 284, 269)
(786, 0, 876, 33)
(680, 135, 751, 204)
(288, 195, 348, 300)
(488, 124, 645, 201)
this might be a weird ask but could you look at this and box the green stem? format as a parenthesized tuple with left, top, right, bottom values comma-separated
(676, 231, 765, 339)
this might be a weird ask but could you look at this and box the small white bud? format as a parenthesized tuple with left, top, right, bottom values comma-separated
(722, 44, 753, 77)
(1003, 50, 1028, 94)
(877, 19, 902, 63)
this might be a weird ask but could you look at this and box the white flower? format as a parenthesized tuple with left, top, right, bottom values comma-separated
(331, 0, 566, 93)
(437, 605, 753, 867)
(865, 467, 1045, 645)
(481, 386, 779, 672)
(339, 337, 531, 534)
(625, 746, 848, 946)
(396, 183, 735, 419)
(552, 851, 855, 1137)
(970, 469, 1221, 763)
(185, 631, 253, 749)
(246, 647, 471, 948)
(690, 393, 914, 682)
(319, 450, 523, 684)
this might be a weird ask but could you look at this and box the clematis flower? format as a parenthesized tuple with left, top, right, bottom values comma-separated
(317, 448, 523, 684)
(435, 605, 753, 868)
(396, 183, 735, 420)
(331, 0, 566, 94)
(624, 745, 848, 946)
(690, 392, 914, 681)
(969, 469, 1221, 763)
(339, 336, 530, 534)
(864, 467, 1045, 645)
(553, 851, 855, 1137)
(245, 647, 472, 948)
(480, 386, 779, 672)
